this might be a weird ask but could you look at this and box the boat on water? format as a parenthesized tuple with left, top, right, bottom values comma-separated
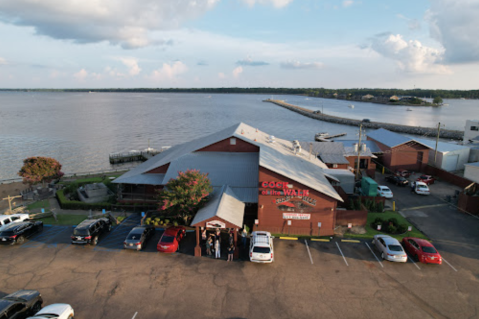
(407, 108, 413, 111)
(348, 104, 354, 108)
(315, 132, 329, 139)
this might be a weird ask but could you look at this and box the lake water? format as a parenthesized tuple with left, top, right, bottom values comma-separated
(0, 92, 477, 180)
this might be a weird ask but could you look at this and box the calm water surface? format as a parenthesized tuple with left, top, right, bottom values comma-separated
(0, 92, 477, 180)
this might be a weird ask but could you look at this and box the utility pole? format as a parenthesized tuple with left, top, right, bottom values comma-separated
(356, 123, 362, 180)
(434, 122, 441, 165)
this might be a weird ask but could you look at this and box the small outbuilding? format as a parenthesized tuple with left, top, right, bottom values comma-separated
(415, 138, 471, 172)
(464, 162, 479, 184)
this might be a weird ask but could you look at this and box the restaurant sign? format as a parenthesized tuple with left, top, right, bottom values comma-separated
(206, 220, 226, 228)
(283, 213, 311, 220)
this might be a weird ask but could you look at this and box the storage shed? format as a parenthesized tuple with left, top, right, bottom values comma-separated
(464, 162, 479, 184)
(415, 138, 471, 172)
(323, 169, 355, 194)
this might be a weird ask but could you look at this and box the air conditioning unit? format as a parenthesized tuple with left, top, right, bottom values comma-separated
(333, 164, 338, 168)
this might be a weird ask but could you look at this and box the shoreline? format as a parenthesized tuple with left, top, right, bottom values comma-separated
(264, 99, 464, 140)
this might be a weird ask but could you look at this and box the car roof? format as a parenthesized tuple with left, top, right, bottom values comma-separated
(75, 219, 101, 230)
(164, 227, 183, 235)
(379, 185, 390, 190)
(0, 222, 28, 231)
(0, 300, 15, 310)
(416, 181, 428, 186)
(406, 237, 434, 247)
(4, 290, 39, 300)
(130, 227, 147, 233)
(376, 235, 399, 245)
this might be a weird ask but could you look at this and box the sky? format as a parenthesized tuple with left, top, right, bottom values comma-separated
(0, 0, 478, 89)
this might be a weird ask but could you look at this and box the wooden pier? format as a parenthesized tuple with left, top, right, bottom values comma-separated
(109, 148, 167, 164)
(314, 132, 347, 142)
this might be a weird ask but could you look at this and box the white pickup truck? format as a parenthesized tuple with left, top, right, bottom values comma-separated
(0, 214, 30, 231)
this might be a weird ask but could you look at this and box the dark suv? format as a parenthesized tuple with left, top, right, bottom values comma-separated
(71, 218, 112, 245)
(0, 221, 43, 245)
(0, 290, 43, 319)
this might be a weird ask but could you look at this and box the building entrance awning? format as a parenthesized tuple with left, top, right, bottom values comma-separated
(191, 185, 245, 229)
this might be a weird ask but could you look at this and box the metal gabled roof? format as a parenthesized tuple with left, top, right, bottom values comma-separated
(298, 141, 345, 155)
(465, 161, 479, 168)
(115, 122, 342, 202)
(340, 140, 383, 154)
(113, 173, 165, 186)
(414, 138, 470, 153)
(367, 128, 430, 149)
(163, 152, 259, 188)
(191, 185, 245, 227)
(319, 153, 350, 164)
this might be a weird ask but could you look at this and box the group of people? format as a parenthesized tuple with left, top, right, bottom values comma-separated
(203, 229, 236, 261)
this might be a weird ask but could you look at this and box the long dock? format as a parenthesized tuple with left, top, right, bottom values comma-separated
(263, 99, 464, 140)
(109, 149, 165, 164)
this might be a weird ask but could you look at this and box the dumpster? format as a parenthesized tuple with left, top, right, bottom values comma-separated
(361, 177, 378, 197)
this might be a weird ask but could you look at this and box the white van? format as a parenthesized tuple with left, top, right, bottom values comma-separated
(249, 231, 274, 263)
(0, 214, 30, 231)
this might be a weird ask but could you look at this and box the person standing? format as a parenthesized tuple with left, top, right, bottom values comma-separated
(241, 228, 248, 247)
(227, 244, 235, 262)
(202, 228, 207, 242)
(215, 237, 221, 259)
(228, 232, 234, 247)
(206, 236, 212, 256)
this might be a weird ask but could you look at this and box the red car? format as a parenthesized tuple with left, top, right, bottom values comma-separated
(416, 175, 436, 185)
(157, 226, 186, 253)
(402, 237, 442, 264)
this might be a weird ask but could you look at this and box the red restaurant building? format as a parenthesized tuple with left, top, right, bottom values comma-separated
(113, 123, 344, 238)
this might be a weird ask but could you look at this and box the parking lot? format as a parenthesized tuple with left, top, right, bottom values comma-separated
(1, 173, 478, 318)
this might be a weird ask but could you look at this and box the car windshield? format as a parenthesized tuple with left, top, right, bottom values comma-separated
(388, 245, 403, 252)
(422, 246, 437, 254)
(418, 185, 428, 190)
(161, 235, 175, 243)
(73, 228, 89, 236)
(398, 177, 406, 181)
(420, 176, 428, 179)
(253, 247, 271, 253)
(127, 233, 142, 240)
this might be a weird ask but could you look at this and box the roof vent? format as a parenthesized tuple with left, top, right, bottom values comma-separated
(362, 143, 367, 152)
(268, 135, 276, 143)
(292, 140, 301, 155)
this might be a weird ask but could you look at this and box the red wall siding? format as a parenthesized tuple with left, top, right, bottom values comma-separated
(257, 167, 338, 236)
(146, 163, 170, 174)
(391, 143, 429, 171)
(336, 209, 368, 227)
(196, 137, 259, 152)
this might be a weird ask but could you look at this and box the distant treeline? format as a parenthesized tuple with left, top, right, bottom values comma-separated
(1, 87, 478, 99)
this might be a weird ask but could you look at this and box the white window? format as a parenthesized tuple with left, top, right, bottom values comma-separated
(230, 137, 236, 145)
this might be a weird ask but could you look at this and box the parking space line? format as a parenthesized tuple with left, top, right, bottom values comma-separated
(408, 255, 421, 270)
(442, 257, 458, 272)
(132, 312, 138, 319)
(365, 242, 384, 268)
(304, 240, 313, 265)
(335, 242, 349, 266)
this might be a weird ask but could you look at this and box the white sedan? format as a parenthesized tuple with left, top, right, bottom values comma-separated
(377, 185, 393, 198)
(27, 304, 74, 319)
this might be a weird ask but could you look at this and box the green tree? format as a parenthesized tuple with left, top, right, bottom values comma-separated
(433, 96, 443, 105)
(18, 156, 64, 186)
(157, 169, 213, 224)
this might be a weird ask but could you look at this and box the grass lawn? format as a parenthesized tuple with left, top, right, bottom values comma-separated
(27, 199, 50, 211)
(344, 211, 429, 241)
(41, 214, 88, 226)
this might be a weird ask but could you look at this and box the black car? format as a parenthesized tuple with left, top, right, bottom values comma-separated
(0, 221, 43, 245)
(123, 225, 155, 251)
(385, 175, 409, 186)
(0, 290, 43, 319)
(71, 218, 112, 245)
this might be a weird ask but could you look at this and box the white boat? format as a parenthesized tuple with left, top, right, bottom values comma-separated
(407, 108, 413, 111)
(348, 104, 354, 108)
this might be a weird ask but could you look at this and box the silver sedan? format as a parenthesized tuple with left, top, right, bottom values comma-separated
(27, 303, 74, 319)
(372, 234, 407, 263)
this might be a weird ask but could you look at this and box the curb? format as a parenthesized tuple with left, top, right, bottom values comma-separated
(341, 239, 361, 243)
(311, 238, 330, 242)
(279, 237, 298, 240)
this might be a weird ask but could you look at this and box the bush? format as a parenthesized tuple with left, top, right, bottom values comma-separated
(173, 221, 178, 227)
(375, 201, 384, 213)
(373, 217, 383, 225)
(397, 224, 408, 234)
(387, 224, 397, 234)
(388, 218, 398, 226)
(165, 219, 170, 224)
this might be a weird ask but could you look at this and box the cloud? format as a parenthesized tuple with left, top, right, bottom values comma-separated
(280, 60, 324, 69)
(342, 1, 354, 8)
(149, 61, 188, 81)
(426, 0, 479, 63)
(0, 57, 6, 65)
(0, 0, 219, 49)
(73, 69, 88, 81)
(232, 66, 243, 78)
(118, 57, 141, 76)
(368, 33, 450, 74)
(396, 14, 421, 31)
(236, 56, 269, 66)
(241, 0, 293, 8)
(218, 72, 226, 79)
(197, 61, 208, 66)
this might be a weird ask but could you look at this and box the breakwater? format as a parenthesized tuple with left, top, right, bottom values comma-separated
(264, 99, 464, 140)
